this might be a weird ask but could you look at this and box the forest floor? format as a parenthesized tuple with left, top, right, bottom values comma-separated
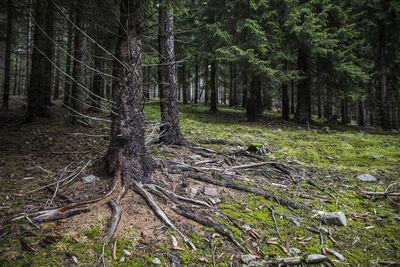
(0, 96, 399, 266)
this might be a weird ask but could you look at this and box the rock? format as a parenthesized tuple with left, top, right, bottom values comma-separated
(372, 155, 380, 159)
(189, 154, 202, 161)
(208, 197, 221, 205)
(152, 257, 161, 265)
(326, 156, 334, 160)
(119, 257, 125, 262)
(320, 227, 329, 235)
(241, 254, 257, 264)
(322, 211, 347, 227)
(242, 224, 252, 231)
(251, 241, 258, 248)
(325, 248, 345, 261)
(123, 249, 132, 257)
(71, 255, 78, 264)
(307, 254, 328, 263)
(289, 247, 301, 254)
(82, 175, 100, 184)
(204, 187, 218, 197)
(356, 173, 377, 182)
(186, 187, 197, 198)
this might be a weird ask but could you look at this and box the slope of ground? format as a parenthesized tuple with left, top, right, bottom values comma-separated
(0, 99, 399, 266)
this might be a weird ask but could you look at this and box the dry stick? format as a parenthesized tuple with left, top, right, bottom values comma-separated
(172, 206, 246, 252)
(188, 172, 315, 212)
(270, 207, 282, 239)
(133, 182, 196, 251)
(98, 199, 121, 267)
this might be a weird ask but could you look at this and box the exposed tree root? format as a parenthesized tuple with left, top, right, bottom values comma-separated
(12, 206, 91, 224)
(98, 199, 121, 267)
(172, 205, 246, 252)
(188, 172, 314, 212)
(133, 181, 197, 250)
(198, 138, 243, 146)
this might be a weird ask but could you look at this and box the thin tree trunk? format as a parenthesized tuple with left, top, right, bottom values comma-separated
(194, 58, 198, 104)
(25, 0, 32, 97)
(13, 51, 19, 95)
(210, 61, 217, 112)
(106, 0, 154, 184)
(63, 3, 74, 107)
(91, 40, 104, 111)
(358, 100, 365, 127)
(70, 2, 87, 123)
(233, 64, 237, 106)
(242, 69, 247, 108)
(26, 0, 51, 121)
(282, 81, 289, 121)
(294, 45, 311, 123)
(53, 21, 61, 100)
(158, 1, 186, 145)
(378, 20, 391, 130)
(43, 0, 55, 105)
(204, 60, 209, 105)
(2, 0, 13, 108)
(182, 64, 187, 104)
(341, 98, 347, 124)
(229, 63, 233, 106)
(317, 83, 321, 119)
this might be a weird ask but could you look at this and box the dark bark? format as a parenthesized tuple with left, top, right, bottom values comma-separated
(204, 60, 209, 105)
(341, 98, 347, 124)
(91, 41, 104, 111)
(158, 2, 186, 145)
(229, 63, 233, 106)
(194, 59, 198, 104)
(63, 3, 74, 107)
(246, 74, 262, 121)
(43, 0, 55, 105)
(13, 51, 19, 95)
(378, 21, 391, 130)
(25, 0, 32, 97)
(106, 0, 154, 184)
(182, 64, 187, 104)
(290, 80, 295, 114)
(358, 100, 365, 127)
(282, 62, 289, 120)
(323, 84, 332, 120)
(26, 0, 51, 121)
(263, 83, 271, 111)
(233, 64, 237, 106)
(210, 61, 217, 112)
(70, 2, 87, 123)
(2, 0, 13, 109)
(294, 45, 311, 123)
(317, 83, 321, 119)
(53, 21, 61, 100)
(241, 71, 247, 108)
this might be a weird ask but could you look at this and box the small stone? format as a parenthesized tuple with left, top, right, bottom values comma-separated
(326, 156, 334, 160)
(242, 224, 252, 231)
(208, 197, 221, 205)
(289, 247, 301, 254)
(204, 187, 218, 197)
(251, 241, 258, 248)
(123, 249, 132, 257)
(356, 174, 377, 182)
(25, 166, 37, 171)
(322, 211, 347, 227)
(186, 187, 197, 198)
(71, 255, 78, 264)
(189, 154, 202, 161)
(372, 155, 380, 159)
(307, 254, 328, 263)
(190, 131, 195, 135)
(241, 254, 257, 264)
(119, 257, 125, 262)
(82, 175, 100, 184)
(152, 257, 161, 265)
(320, 227, 329, 234)
(325, 248, 345, 261)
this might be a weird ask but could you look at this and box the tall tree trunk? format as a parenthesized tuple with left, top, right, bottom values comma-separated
(341, 98, 347, 124)
(43, 0, 55, 105)
(17, 52, 23, 94)
(323, 83, 332, 120)
(194, 58, 198, 104)
(229, 63, 233, 106)
(13, 51, 19, 95)
(158, 2, 186, 145)
(2, 0, 13, 109)
(358, 100, 365, 127)
(378, 20, 391, 130)
(106, 0, 154, 184)
(63, 3, 74, 107)
(242, 68, 247, 108)
(91, 41, 104, 111)
(290, 80, 295, 114)
(25, 0, 32, 97)
(294, 45, 311, 123)
(282, 81, 289, 121)
(204, 60, 209, 105)
(233, 64, 237, 106)
(246, 74, 262, 121)
(263, 84, 271, 111)
(26, 0, 51, 121)
(70, 2, 87, 123)
(317, 83, 322, 119)
(210, 61, 217, 112)
(53, 21, 61, 100)
(182, 64, 187, 104)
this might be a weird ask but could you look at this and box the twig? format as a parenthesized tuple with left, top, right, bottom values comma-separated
(270, 207, 282, 239)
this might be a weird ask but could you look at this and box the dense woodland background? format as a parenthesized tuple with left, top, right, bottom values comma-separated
(0, 0, 399, 129)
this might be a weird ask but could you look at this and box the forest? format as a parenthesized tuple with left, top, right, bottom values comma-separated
(0, 0, 399, 266)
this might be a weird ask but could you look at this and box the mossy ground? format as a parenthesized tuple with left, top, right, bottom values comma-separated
(0, 102, 399, 266)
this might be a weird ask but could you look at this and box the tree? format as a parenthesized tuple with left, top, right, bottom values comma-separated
(26, 0, 52, 121)
(70, 2, 87, 123)
(2, 0, 13, 109)
(106, 0, 154, 184)
(63, 3, 74, 107)
(158, 1, 187, 145)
